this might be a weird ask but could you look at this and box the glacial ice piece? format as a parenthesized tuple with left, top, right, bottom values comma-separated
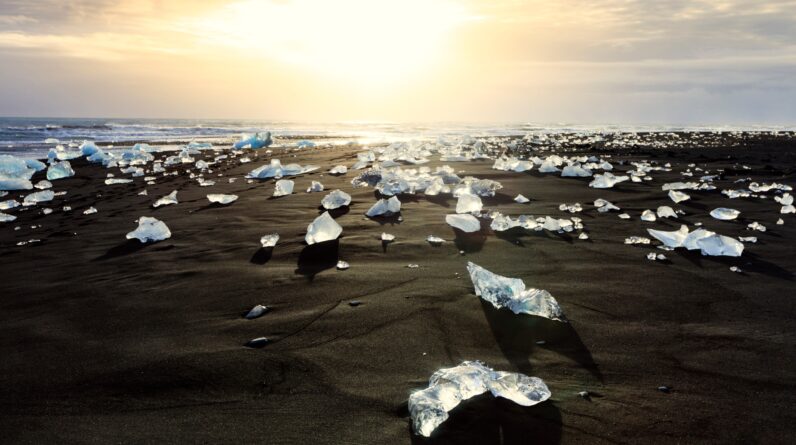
(656, 206, 677, 219)
(783, 205, 796, 214)
(775, 193, 793, 206)
(207, 194, 238, 205)
(454, 177, 503, 197)
(307, 181, 324, 193)
(0, 211, 16, 222)
(273, 179, 295, 197)
(23, 190, 55, 205)
(105, 178, 133, 185)
(247, 159, 319, 179)
(83, 206, 97, 215)
(153, 190, 178, 208)
(561, 164, 592, 177)
(466, 262, 565, 321)
(668, 190, 690, 203)
(647, 225, 744, 257)
(710, 208, 740, 220)
(408, 361, 551, 437)
(260, 233, 279, 248)
(446, 214, 481, 232)
(747, 221, 766, 232)
(0, 177, 33, 190)
(381, 232, 395, 242)
(696, 234, 744, 257)
(321, 190, 352, 210)
(427, 235, 445, 245)
(35, 180, 52, 190)
(594, 199, 620, 212)
(126, 216, 171, 243)
(245, 304, 269, 319)
(514, 194, 530, 204)
(46, 161, 75, 180)
(589, 173, 629, 189)
(336, 260, 350, 270)
(234, 132, 272, 149)
(329, 165, 348, 175)
(366, 196, 401, 217)
(456, 193, 483, 214)
(305, 212, 342, 244)
(647, 225, 690, 248)
(640, 210, 657, 222)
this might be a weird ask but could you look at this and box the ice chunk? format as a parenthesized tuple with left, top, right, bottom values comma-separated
(34, 180, 52, 190)
(589, 172, 629, 189)
(780, 204, 795, 214)
(456, 193, 482, 214)
(0, 199, 20, 210)
(260, 233, 279, 248)
(46, 161, 75, 181)
(207, 194, 238, 205)
(83, 206, 97, 215)
(329, 165, 348, 175)
(336, 260, 350, 270)
(696, 234, 744, 257)
(514, 194, 529, 204)
(105, 178, 133, 185)
(594, 199, 620, 212)
(23, 190, 54, 205)
(305, 212, 342, 244)
(427, 235, 445, 245)
(561, 164, 592, 177)
(466, 262, 565, 320)
(234, 132, 272, 149)
(245, 304, 269, 319)
(381, 232, 395, 242)
(648, 225, 744, 257)
(273, 179, 294, 197)
(668, 190, 690, 203)
(647, 225, 690, 248)
(775, 193, 793, 206)
(408, 361, 551, 437)
(710, 208, 740, 221)
(446, 214, 481, 232)
(640, 210, 657, 222)
(747, 221, 766, 232)
(625, 236, 651, 245)
(366, 196, 401, 217)
(153, 190, 178, 208)
(307, 181, 324, 193)
(321, 190, 352, 210)
(126, 216, 171, 243)
(247, 159, 319, 179)
(656, 206, 677, 219)
(0, 211, 16, 222)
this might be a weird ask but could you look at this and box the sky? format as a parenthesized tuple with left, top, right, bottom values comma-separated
(0, 0, 794, 124)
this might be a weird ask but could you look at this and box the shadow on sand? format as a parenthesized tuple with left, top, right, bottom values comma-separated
(94, 239, 173, 261)
(295, 239, 339, 280)
(250, 246, 274, 265)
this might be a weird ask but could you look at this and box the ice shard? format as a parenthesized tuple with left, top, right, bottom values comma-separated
(589, 172, 629, 189)
(234, 132, 272, 149)
(365, 196, 401, 217)
(445, 214, 481, 232)
(408, 361, 551, 437)
(153, 190, 178, 208)
(321, 190, 352, 210)
(260, 233, 279, 248)
(466, 262, 565, 321)
(710, 208, 740, 220)
(126, 216, 171, 243)
(456, 193, 483, 214)
(207, 194, 238, 205)
(305, 211, 342, 244)
(273, 179, 294, 197)
(514, 194, 530, 204)
(46, 161, 75, 181)
(668, 190, 690, 203)
(329, 165, 348, 175)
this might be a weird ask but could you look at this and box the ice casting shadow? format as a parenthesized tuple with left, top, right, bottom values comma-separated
(295, 239, 340, 280)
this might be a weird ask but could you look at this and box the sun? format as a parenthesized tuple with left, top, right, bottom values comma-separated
(191, 0, 473, 89)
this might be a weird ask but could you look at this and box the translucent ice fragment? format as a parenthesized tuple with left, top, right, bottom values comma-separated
(23, 190, 54, 205)
(273, 179, 294, 197)
(589, 172, 629, 189)
(329, 165, 348, 175)
(0, 211, 16, 222)
(207, 194, 238, 205)
(381, 232, 395, 242)
(656, 206, 677, 219)
(456, 193, 482, 214)
(305, 212, 342, 244)
(126, 216, 171, 243)
(466, 262, 565, 320)
(153, 190, 178, 208)
(710, 208, 740, 220)
(514, 194, 529, 204)
(640, 210, 657, 222)
(321, 190, 352, 210)
(260, 233, 279, 248)
(245, 304, 269, 319)
(366, 196, 401, 217)
(668, 190, 690, 203)
(446, 214, 481, 232)
(46, 161, 75, 180)
(336, 260, 350, 270)
(234, 132, 272, 149)
(427, 235, 444, 245)
(307, 181, 324, 193)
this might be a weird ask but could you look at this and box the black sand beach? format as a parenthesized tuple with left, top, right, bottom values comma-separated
(1, 134, 795, 444)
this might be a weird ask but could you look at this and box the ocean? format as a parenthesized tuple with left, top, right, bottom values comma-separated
(1, 117, 792, 159)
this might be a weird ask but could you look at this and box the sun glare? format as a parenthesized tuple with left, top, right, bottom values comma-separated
(192, 0, 472, 89)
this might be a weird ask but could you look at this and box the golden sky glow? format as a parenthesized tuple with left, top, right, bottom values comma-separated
(0, 1, 795, 123)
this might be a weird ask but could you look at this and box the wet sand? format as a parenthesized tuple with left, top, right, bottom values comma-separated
(1, 136, 795, 444)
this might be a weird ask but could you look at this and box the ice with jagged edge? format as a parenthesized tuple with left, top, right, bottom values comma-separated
(329, 165, 348, 175)
(126, 216, 171, 243)
(305, 211, 342, 244)
(246, 159, 319, 179)
(466, 262, 566, 321)
(273, 179, 294, 197)
(260, 233, 279, 248)
(408, 360, 551, 437)
(668, 190, 690, 203)
(594, 198, 620, 212)
(46, 161, 75, 181)
(23, 190, 55, 206)
(456, 193, 482, 214)
(207, 194, 238, 205)
(233, 132, 272, 149)
(153, 190, 178, 208)
(0, 211, 16, 222)
(0, 155, 36, 190)
(589, 172, 629, 189)
(366, 196, 401, 217)
(647, 225, 744, 257)
(321, 190, 351, 210)
(446, 214, 481, 232)
(307, 181, 324, 193)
